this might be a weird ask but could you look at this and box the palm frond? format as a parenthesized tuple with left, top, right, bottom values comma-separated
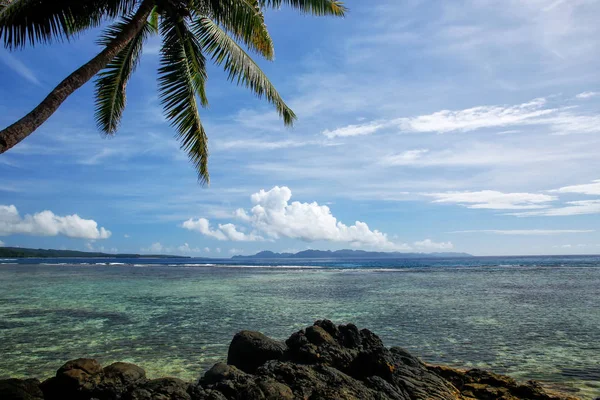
(158, 12, 209, 183)
(0, 0, 138, 49)
(195, 16, 295, 126)
(194, 0, 274, 60)
(148, 6, 160, 33)
(258, 0, 346, 16)
(94, 17, 153, 135)
(0, 0, 11, 13)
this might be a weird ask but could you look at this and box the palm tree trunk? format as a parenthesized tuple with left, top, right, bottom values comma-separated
(0, 0, 155, 154)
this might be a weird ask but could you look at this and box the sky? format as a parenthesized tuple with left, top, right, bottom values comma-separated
(1, 0, 600, 257)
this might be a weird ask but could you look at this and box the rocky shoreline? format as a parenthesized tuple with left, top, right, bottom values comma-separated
(0, 320, 583, 400)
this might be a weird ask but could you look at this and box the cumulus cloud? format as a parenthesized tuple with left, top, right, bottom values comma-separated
(551, 179, 600, 196)
(181, 218, 264, 241)
(178, 243, 201, 253)
(323, 97, 600, 138)
(0, 240, 4, 247)
(181, 187, 455, 252)
(425, 191, 556, 210)
(143, 242, 165, 253)
(235, 186, 411, 251)
(450, 229, 594, 235)
(0, 205, 111, 239)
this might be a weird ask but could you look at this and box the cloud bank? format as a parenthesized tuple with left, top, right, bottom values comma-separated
(182, 186, 451, 252)
(0, 205, 111, 239)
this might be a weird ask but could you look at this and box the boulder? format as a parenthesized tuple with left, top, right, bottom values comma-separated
(124, 378, 191, 400)
(227, 331, 286, 373)
(96, 362, 147, 398)
(0, 378, 44, 400)
(4, 321, 582, 400)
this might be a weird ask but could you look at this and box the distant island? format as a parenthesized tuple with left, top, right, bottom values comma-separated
(232, 249, 473, 259)
(0, 247, 472, 260)
(0, 247, 189, 259)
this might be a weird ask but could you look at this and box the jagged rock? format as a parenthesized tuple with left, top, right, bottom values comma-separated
(5, 321, 582, 400)
(227, 331, 286, 373)
(0, 378, 44, 400)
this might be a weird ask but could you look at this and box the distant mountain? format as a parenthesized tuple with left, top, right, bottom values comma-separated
(0, 247, 189, 259)
(232, 249, 473, 259)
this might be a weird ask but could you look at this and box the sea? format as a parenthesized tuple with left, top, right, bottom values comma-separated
(0, 255, 598, 398)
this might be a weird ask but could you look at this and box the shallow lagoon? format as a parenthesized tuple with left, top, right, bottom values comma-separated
(0, 258, 599, 398)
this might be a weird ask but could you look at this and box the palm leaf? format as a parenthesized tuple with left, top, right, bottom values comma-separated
(148, 6, 160, 33)
(94, 17, 153, 135)
(0, 0, 137, 49)
(195, 16, 295, 126)
(158, 12, 209, 183)
(259, 0, 346, 16)
(195, 0, 274, 60)
(0, 0, 11, 13)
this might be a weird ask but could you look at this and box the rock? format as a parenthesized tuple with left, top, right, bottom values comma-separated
(0, 378, 44, 400)
(227, 331, 286, 373)
(4, 321, 581, 400)
(125, 378, 191, 400)
(41, 358, 105, 400)
(96, 362, 147, 398)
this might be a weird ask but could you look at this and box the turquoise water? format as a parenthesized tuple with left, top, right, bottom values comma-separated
(0, 257, 599, 398)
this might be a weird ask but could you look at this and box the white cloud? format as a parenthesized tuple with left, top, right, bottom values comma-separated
(143, 242, 165, 253)
(512, 200, 600, 217)
(398, 98, 553, 134)
(177, 243, 201, 253)
(413, 239, 454, 250)
(450, 229, 594, 235)
(215, 248, 221, 253)
(382, 149, 429, 165)
(0, 240, 4, 247)
(552, 179, 600, 196)
(204, 247, 210, 253)
(0, 52, 40, 85)
(323, 121, 386, 138)
(0, 205, 111, 239)
(215, 139, 322, 151)
(324, 97, 600, 139)
(381, 142, 591, 168)
(576, 91, 598, 99)
(124, 234, 130, 238)
(181, 218, 264, 241)
(235, 186, 410, 251)
(426, 191, 556, 210)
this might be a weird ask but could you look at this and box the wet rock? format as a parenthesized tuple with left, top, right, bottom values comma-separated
(0, 378, 44, 400)
(227, 331, 286, 373)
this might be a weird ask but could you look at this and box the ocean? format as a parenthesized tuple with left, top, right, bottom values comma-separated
(0, 256, 598, 398)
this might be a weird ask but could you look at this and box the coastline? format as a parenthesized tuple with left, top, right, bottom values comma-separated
(0, 321, 586, 400)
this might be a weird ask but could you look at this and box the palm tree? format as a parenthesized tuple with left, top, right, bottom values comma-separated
(0, 0, 345, 182)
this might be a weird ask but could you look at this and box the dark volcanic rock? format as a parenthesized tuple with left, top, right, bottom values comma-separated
(227, 330, 286, 373)
(0, 378, 44, 400)
(124, 378, 191, 400)
(5, 321, 581, 400)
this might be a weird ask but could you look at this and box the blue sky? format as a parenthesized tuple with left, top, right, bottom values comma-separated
(1, 0, 600, 257)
